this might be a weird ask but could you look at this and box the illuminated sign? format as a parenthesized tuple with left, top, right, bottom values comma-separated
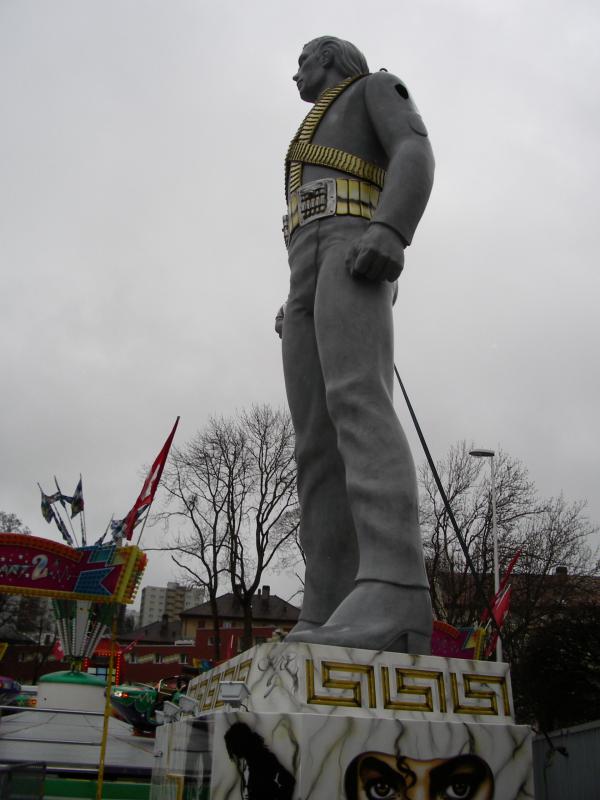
(0, 534, 146, 604)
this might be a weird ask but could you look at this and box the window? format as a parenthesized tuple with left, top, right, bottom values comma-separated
(88, 666, 113, 680)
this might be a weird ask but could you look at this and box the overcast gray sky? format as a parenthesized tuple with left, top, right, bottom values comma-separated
(1, 0, 599, 604)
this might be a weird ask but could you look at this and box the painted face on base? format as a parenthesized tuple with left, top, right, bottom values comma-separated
(345, 752, 494, 800)
(293, 45, 328, 103)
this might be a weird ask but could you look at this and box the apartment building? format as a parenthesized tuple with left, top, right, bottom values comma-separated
(139, 582, 205, 627)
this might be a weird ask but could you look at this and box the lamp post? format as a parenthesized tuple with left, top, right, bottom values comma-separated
(469, 448, 502, 662)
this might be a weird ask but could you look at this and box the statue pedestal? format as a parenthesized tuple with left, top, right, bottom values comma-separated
(150, 642, 533, 799)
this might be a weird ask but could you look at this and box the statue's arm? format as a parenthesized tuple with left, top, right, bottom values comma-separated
(365, 71, 435, 245)
(347, 72, 434, 284)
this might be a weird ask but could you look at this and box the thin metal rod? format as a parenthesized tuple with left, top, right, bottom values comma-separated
(96, 614, 117, 800)
(54, 476, 79, 548)
(0, 736, 103, 746)
(79, 474, 88, 546)
(0, 706, 104, 715)
(490, 456, 502, 661)
(394, 365, 502, 643)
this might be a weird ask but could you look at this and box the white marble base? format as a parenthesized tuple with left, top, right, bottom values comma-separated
(187, 641, 515, 723)
(150, 644, 534, 799)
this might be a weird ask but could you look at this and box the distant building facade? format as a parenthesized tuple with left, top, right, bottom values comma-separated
(2, 586, 300, 684)
(139, 582, 205, 627)
(180, 585, 300, 660)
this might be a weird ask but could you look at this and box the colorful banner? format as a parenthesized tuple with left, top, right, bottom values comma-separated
(0, 534, 146, 604)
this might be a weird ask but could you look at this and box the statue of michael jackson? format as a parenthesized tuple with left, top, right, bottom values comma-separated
(279, 37, 435, 654)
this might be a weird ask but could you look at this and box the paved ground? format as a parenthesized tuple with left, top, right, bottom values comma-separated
(0, 710, 155, 775)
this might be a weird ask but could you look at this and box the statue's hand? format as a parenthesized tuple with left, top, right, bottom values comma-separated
(346, 222, 405, 282)
(275, 303, 286, 339)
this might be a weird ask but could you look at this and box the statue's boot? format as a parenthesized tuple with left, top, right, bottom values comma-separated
(285, 521, 358, 636)
(285, 580, 432, 654)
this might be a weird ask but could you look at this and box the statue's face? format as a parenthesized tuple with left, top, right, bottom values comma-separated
(293, 44, 328, 103)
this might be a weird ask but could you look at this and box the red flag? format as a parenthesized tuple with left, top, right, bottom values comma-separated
(484, 586, 512, 657)
(224, 633, 236, 661)
(52, 638, 65, 661)
(123, 418, 180, 541)
(499, 547, 522, 594)
(481, 548, 522, 624)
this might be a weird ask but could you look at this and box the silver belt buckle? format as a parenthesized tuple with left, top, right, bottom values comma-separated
(297, 178, 336, 227)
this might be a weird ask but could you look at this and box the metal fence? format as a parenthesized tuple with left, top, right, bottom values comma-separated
(0, 762, 46, 800)
(533, 719, 600, 800)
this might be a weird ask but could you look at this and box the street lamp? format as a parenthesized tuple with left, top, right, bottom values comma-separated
(469, 448, 502, 662)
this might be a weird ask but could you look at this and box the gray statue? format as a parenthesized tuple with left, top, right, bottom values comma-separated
(279, 37, 434, 654)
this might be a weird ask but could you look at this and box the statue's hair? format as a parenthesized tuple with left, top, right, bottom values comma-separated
(305, 36, 369, 77)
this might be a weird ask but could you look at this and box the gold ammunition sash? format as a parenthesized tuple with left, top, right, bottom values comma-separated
(285, 74, 386, 196)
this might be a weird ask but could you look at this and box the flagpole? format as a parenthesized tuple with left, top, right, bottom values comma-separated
(79, 475, 87, 546)
(96, 611, 117, 800)
(54, 502, 79, 548)
(135, 505, 152, 547)
(96, 515, 114, 546)
(38, 483, 75, 547)
(54, 477, 79, 547)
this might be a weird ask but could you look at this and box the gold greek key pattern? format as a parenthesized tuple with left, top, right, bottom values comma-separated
(190, 656, 254, 710)
(286, 75, 367, 195)
(306, 660, 376, 708)
(236, 658, 253, 685)
(202, 673, 221, 711)
(381, 667, 447, 714)
(213, 665, 237, 709)
(304, 658, 511, 718)
(450, 673, 512, 717)
(287, 142, 386, 189)
(189, 676, 207, 703)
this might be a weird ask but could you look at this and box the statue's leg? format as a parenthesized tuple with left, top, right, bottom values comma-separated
(282, 225, 359, 631)
(287, 217, 432, 653)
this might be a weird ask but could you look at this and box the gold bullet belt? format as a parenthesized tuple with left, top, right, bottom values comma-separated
(283, 177, 381, 247)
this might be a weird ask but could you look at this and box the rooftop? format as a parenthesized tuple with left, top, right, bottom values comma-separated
(181, 587, 300, 622)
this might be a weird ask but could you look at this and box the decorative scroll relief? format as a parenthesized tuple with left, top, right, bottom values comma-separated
(306, 660, 511, 719)
(450, 672, 511, 717)
(381, 666, 447, 714)
(188, 643, 514, 722)
(306, 661, 377, 709)
(189, 659, 253, 711)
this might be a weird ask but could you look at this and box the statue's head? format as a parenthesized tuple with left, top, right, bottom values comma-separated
(293, 37, 369, 102)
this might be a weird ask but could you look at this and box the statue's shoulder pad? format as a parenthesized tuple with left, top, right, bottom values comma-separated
(365, 71, 411, 101)
(365, 72, 427, 136)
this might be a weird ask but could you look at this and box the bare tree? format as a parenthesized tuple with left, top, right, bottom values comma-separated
(419, 441, 599, 659)
(153, 422, 234, 659)
(0, 511, 31, 629)
(0, 511, 30, 535)
(226, 405, 299, 649)
(155, 405, 299, 655)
